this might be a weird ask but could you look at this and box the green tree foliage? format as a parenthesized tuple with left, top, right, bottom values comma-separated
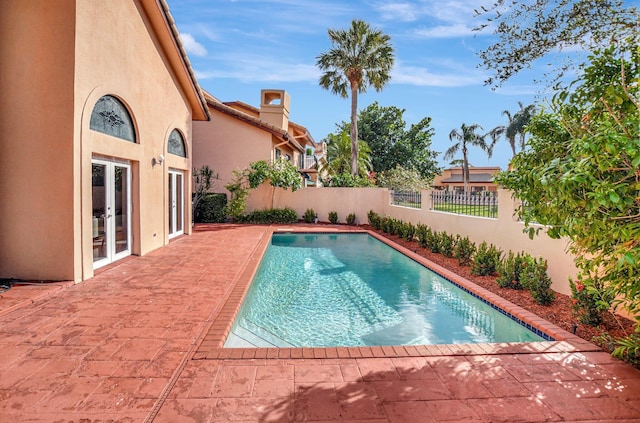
(376, 165, 430, 192)
(444, 124, 492, 191)
(316, 20, 395, 176)
(362, 102, 440, 181)
(225, 159, 302, 218)
(494, 43, 640, 347)
(192, 165, 219, 224)
(320, 129, 373, 187)
(249, 159, 302, 208)
(474, 0, 639, 88)
(333, 102, 440, 182)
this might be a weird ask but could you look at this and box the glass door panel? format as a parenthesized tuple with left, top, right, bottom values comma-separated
(92, 159, 131, 268)
(114, 165, 130, 256)
(92, 163, 108, 264)
(175, 172, 183, 234)
(168, 170, 184, 238)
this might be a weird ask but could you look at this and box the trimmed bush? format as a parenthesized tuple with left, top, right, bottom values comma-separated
(521, 257, 555, 305)
(416, 224, 430, 248)
(425, 229, 440, 253)
(399, 222, 416, 242)
(439, 232, 455, 258)
(496, 251, 529, 289)
(240, 208, 297, 224)
(346, 213, 357, 225)
(454, 236, 476, 266)
(367, 210, 379, 228)
(329, 211, 339, 224)
(303, 208, 317, 223)
(193, 193, 227, 223)
(471, 242, 502, 276)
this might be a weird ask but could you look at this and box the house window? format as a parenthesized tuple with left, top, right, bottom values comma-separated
(90, 95, 136, 142)
(275, 148, 282, 161)
(167, 129, 186, 157)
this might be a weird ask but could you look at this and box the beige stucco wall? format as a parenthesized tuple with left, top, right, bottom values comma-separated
(0, 0, 77, 281)
(248, 187, 577, 296)
(76, 0, 194, 280)
(193, 109, 273, 192)
(0, 0, 196, 282)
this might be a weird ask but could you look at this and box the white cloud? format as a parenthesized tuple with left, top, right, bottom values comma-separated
(412, 23, 474, 38)
(180, 33, 207, 57)
(392, 64, 483, 87)
(195, 54, 320, 83)
(376, 2, 420, 22)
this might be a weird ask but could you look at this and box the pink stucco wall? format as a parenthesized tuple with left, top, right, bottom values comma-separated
(0, 0, 199, 282)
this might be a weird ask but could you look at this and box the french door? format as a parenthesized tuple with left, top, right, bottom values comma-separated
(168, 169, 184, 238)
(92, 159, 131, 268)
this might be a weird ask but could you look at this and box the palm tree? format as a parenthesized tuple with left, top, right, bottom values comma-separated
(514, 103, 536, 150)
(320, 130, 372, 177)
(489, 102, 536, 157)
(444, 124, 492, 192)
(316, 19, 394, 176)
(489, 110, 518, 157)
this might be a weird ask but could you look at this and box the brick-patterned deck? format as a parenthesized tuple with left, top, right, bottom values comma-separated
(1, 223, 639, 422)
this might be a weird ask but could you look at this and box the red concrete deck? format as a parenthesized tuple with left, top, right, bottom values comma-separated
(1, 223, 639, 422)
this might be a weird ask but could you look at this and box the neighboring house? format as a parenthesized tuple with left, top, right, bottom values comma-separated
(432, 167, 501, 192)
(0, 0, 209, 282)
(193, 90, 320, 191)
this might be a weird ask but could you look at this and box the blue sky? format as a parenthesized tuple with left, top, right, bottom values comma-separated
(169, 0, 555, 170)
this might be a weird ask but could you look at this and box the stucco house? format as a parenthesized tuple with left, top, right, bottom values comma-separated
(432, 166, 501, 192)
(0, 0, 209, 282)
(193, 90, 320, 192)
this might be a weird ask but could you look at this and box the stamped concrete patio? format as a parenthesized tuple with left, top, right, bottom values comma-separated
(1, 224, 639, 422)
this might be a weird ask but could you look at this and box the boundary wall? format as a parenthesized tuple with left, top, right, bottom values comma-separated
(246, 186, 577, 296)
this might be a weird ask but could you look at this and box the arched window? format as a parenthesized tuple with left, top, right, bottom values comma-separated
(90, 95, 136, 142)
(167, 129, 186, 157)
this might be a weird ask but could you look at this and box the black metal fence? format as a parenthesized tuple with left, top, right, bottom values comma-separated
(430, 191, 498, 218)
(390, 191, 422, 209)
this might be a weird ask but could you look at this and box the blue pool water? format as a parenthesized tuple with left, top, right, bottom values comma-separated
(225, 233, 548, 348)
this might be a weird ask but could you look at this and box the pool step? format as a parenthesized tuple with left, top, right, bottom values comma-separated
(226, 318, 295, 348)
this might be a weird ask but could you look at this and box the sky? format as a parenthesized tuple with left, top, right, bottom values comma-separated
(168, 0, 556, 170)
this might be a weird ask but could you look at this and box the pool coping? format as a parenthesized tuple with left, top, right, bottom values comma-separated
(194, 226, 600, 360)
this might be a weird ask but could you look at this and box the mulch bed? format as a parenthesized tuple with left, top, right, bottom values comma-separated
(362, 225, 637, 354)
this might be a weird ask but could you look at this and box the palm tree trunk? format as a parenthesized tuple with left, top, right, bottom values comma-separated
(350, 82, 359, 176)
(462, 146, 469, 192)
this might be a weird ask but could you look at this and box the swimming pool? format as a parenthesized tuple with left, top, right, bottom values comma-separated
(224, 232, 549, 348)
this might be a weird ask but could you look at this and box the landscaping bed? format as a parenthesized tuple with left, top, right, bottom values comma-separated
(364, 225, 637, 356)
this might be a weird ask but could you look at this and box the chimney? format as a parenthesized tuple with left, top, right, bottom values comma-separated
(260, 89, 290, 131)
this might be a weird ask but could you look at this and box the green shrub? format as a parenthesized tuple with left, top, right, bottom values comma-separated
(329, 211, 339, 224)
(303, 208, 317, 223)
(496, 251, 530, 289)
(613, 331, 640, 367)
(520, 258, 555, 305)
(367, 210, 379, 228)
(471, 242, 502, 276)
(399, 222, 416, 242)
(570, 278, 607, 326)
(346, 213, 357, 225)
(425, 229, 440, 253)
(382, 217, 401, 235)
(240, 208, 298, 224)
(193, 193, 227, 223)
(416, 224, 430, 248)
(439, 232, 455, 258)
(454, 236, 476, 266)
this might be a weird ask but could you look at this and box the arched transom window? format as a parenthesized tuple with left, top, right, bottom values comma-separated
(90, 95, 136, 142)
(167, 129, 186, 157)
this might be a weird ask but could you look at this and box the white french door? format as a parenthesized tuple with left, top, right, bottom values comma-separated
(168, 169, 184, 238)
(92, 159, 132, 269)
